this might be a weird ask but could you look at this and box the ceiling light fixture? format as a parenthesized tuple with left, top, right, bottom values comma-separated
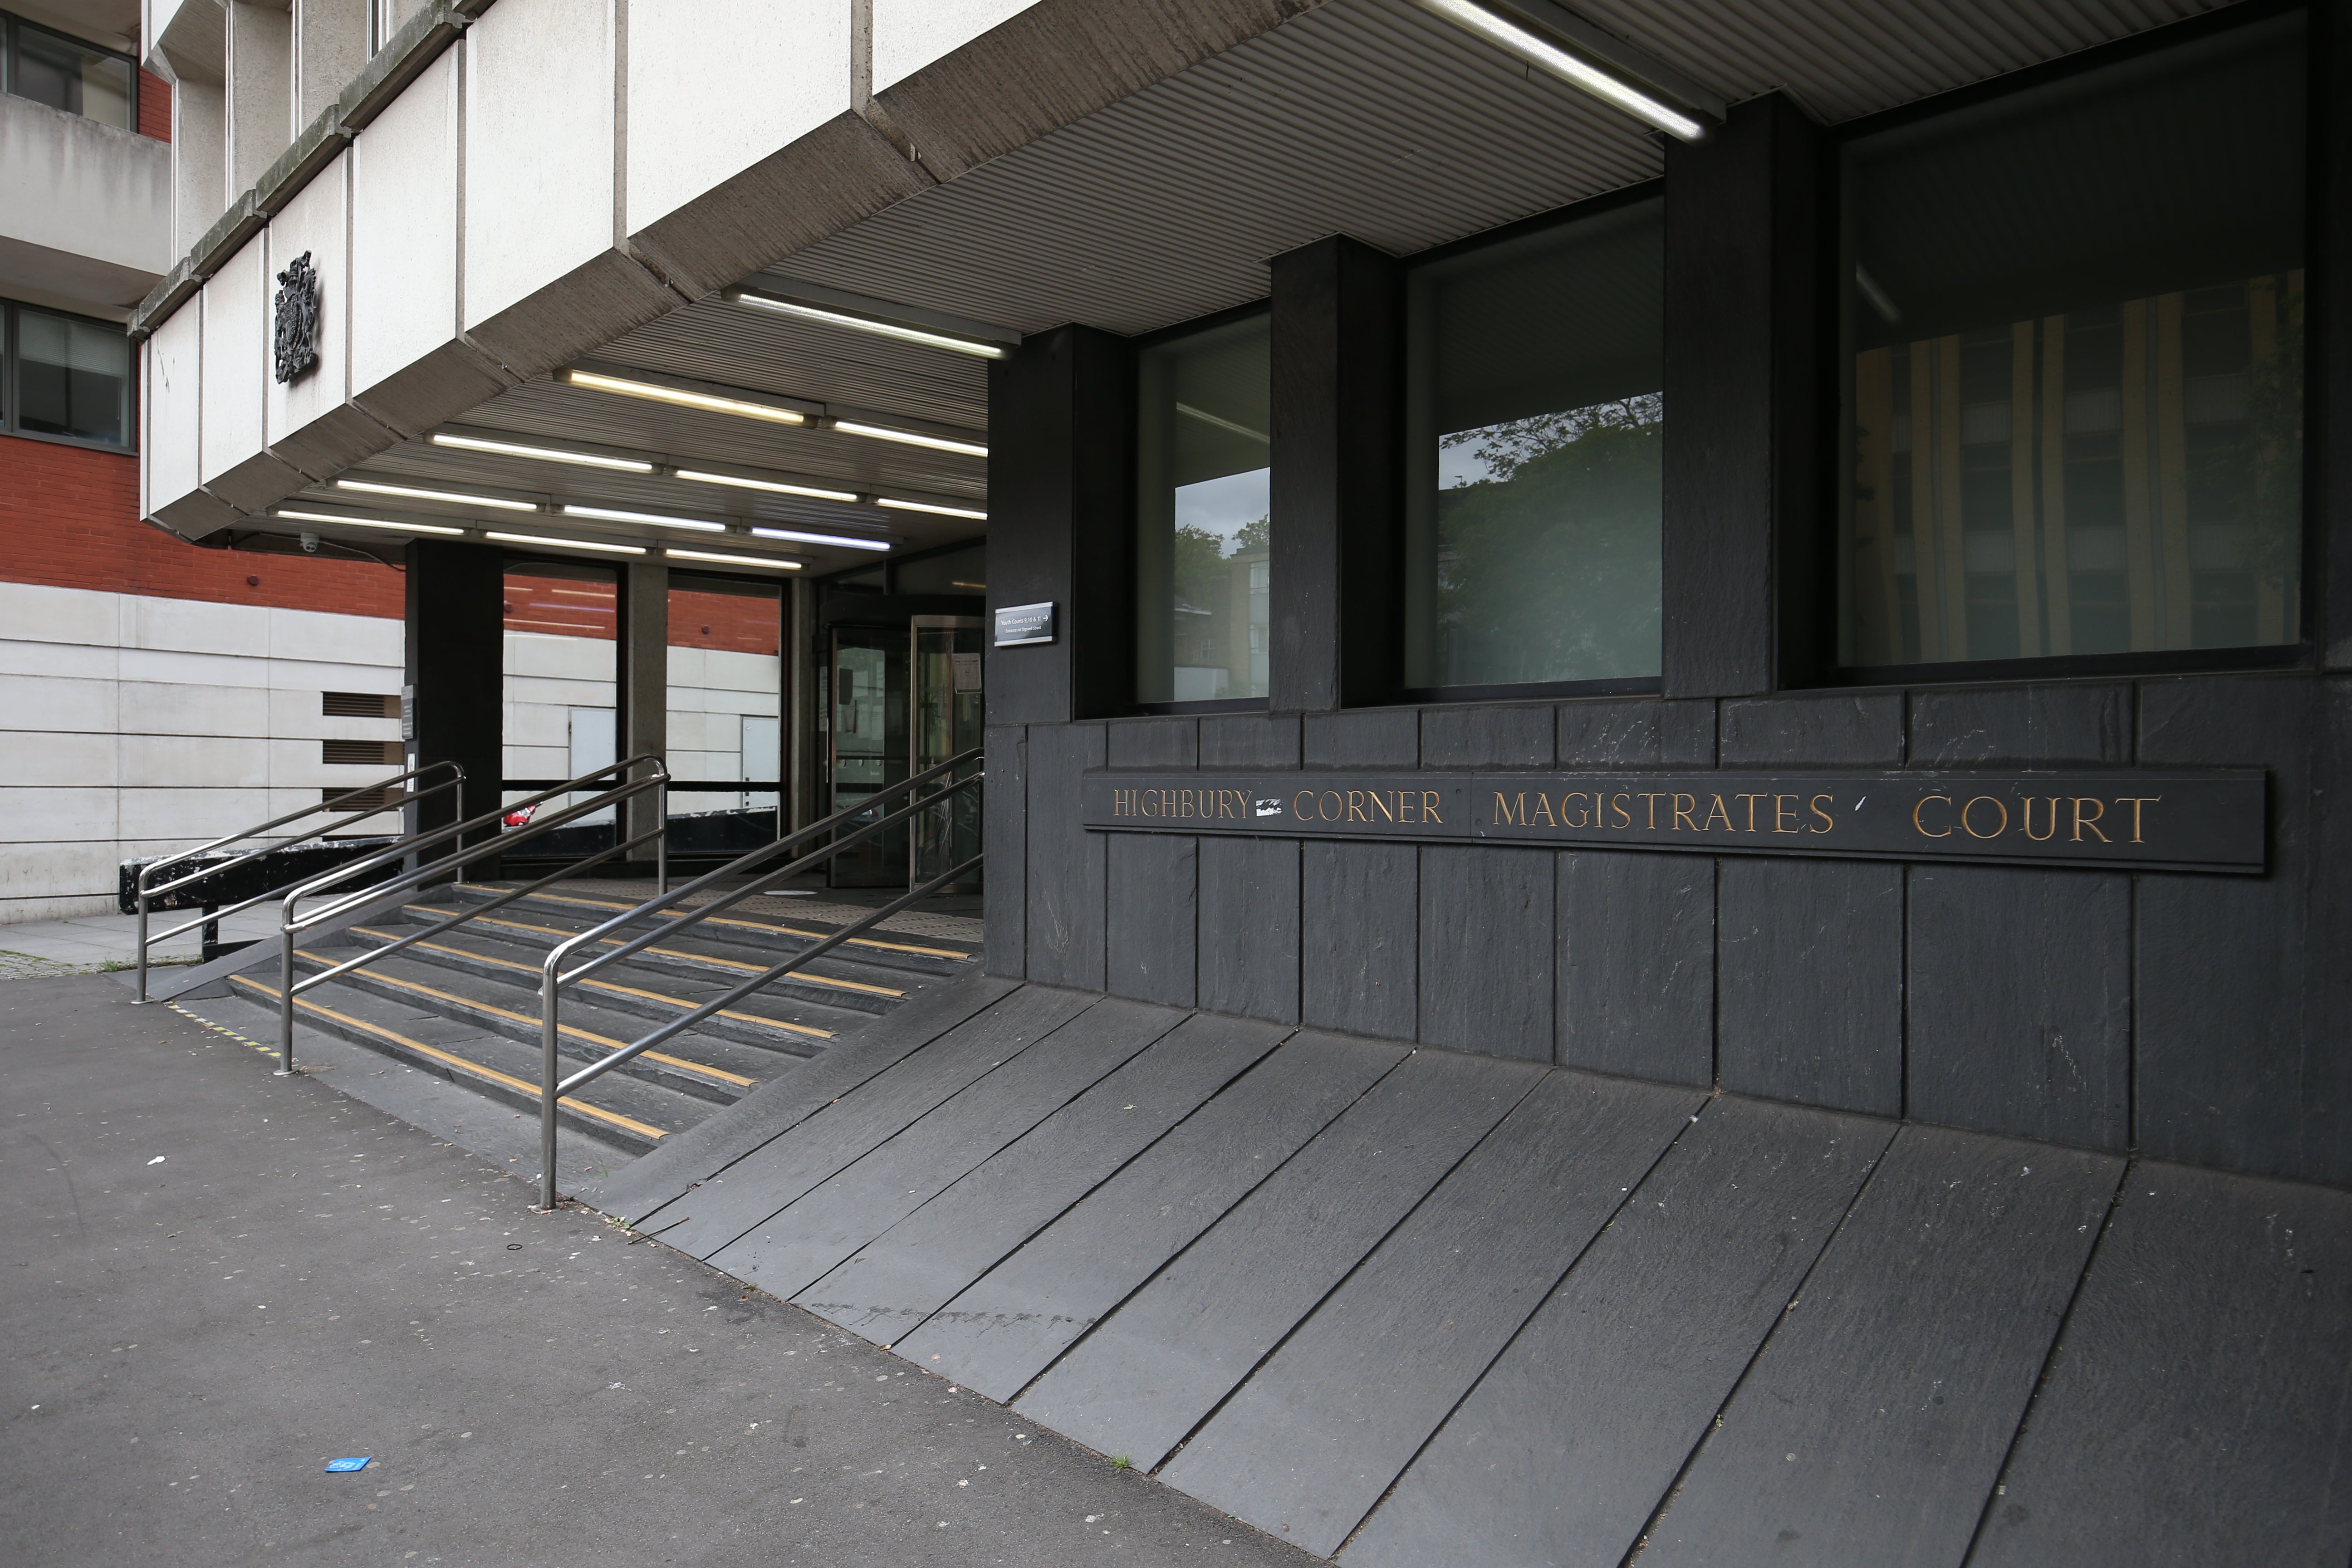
(558, 505, 727, 534)
(562, 369, 807, 426)
(876, 498, 988, 520)
(272, 508, 465, 536)
(335, 479, 539, 511)
(1407, 0, 1712, 142)
(429, 432, 656, 472)
(831, 420, 988, 458)
(485, 531, 647, 555)
(725, 290, 1013, 359)
(750, 526, 893, 553)
(663, 548, 804, 570)
(673, 469, 862, 504)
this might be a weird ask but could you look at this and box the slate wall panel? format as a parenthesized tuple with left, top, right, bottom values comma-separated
(1200, 712, 1302, 769)
(1198, 836, 1302, 1023)
(983, 725, 1027, 978)
(1907, 865, 2130, 1150)
(1105, 832, 1198, 1008)
(1418, 844, 1553, 1062)
(1107, 716, 1198, 769)
(1716, 856, 1903, 1114)
(1718, 691, 1904, 765)
(1558, 849, 1714, 1085)
(1302, 707, 1419, 769)
(1557, 696, 1718, 767)
(1301, 841, 1417, 1039)
(1908, 683, 2131, 766)
(2135, 675, 2348, 1184)
(1420, 703, 1555, 769)
(1024, 722, 1107, 991)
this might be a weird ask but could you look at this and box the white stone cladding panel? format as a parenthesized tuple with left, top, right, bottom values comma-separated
(147, 305, 203, 512)
(873, 0, 1037, 91)
(623, 0, 848, 231)
(198, 234, 267, 484)
(0, 675, 122, 733)
(0, 732, 116, 788)
(2, 787, 122, 841)
(350, 46, 459, 399)
(265, 147, 351, 446)
(462, 0, 615, 329)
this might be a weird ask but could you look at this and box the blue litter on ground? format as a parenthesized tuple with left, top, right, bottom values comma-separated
(323, 1457, 371, 1473)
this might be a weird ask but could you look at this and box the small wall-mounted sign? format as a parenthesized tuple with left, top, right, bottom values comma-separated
(951, 652, 984, 693)
(1083, 768, 2269, 874)
(274, 251, 320, 384)
(995, 602, 1056, 647)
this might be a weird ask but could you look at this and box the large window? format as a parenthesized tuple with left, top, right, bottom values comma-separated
(1136, 311, 1271, 706)
(1, 12, 134, 130)
(4, 300, 133, 449)
(1403, 196, 1664, 694)
(1839, 12, 2306, 670)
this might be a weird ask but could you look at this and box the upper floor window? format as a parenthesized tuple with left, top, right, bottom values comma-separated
(1402, 195, 1665, 695)
(5, 300, 133, 449)
(1, 12, 135, 130)
(1136, 310, 1271, 706)
(1838, 10, 2306, 671)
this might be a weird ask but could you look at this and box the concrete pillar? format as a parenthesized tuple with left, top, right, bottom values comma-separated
(404, 540, 506, 876)
(294, 0, 368, 128)
(619, 560, 669, 869)
(225, 1, 292, 196)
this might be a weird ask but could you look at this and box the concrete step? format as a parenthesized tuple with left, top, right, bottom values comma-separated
(451, 883, 976, 977)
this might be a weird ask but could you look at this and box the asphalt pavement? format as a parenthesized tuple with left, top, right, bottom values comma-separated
(0, 974, 1323, 1568)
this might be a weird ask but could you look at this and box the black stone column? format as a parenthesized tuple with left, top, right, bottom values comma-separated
(403, 539, 505, 875)
(1661, 92, 1829, 697)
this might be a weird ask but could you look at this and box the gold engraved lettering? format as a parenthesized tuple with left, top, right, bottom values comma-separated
(1294, 790, 1316, 821)
(1640, 792, 1668, 830)
(1701, 794, 1734, 833)
(1494, 792, 1524, 827)
(1180, 788, 1196, 818)
(1611, 793, 1632, 829)
(2022, 798, 2058, 841)
(1672, 794, 1698, 832)
(1912, 794, 1953, 838)
(1532, 794, 1558, 828)
(1960, 795, 2009, 839)
(1774, 795, 1799, 833)
(1735, 793, 1766, 832)
(1225, 789, 1243, 819)
(1422, 790, 1444, 824)
(1371, 791, 1396, 823)
(1346, 790, 1368, 823)
(1319, 790, 1343, 822)
(2071, 797, 2109, 843)
(1564, 793, 1592, 829)
(1809, 794, 1835, 833)
(1401, 793, 1419, 824)
(2117, 796, 2160, 844)
(1116, 789, 1135, 817)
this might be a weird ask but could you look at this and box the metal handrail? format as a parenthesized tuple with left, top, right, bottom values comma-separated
(134, 760, 465, 1002)
(270, 755, 671, 1074)
(533, 746, 983, 1208)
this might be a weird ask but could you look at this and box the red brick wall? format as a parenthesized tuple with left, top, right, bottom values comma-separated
(0, 434, 405, 617)
(499, 574, 783, 653)
(670, 586, 783, 655)
(138, 68, 170, 142)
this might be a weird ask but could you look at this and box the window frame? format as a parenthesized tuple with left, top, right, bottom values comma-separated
(1819, 0, 2317, 689)
(0, 9, 138, 131)
(1131, 297, 1275, 717)
(2, 297, 140, 455)
(1396, 178, 1670, 706)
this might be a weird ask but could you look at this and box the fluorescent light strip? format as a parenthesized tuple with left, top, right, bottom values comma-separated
(337, 478, 540, 511)
(558, 505, 726, 534)
(664, 548, 804, 570)
(876, 497, 987, 520)
(564, 369, 807, 426)
(484, 531, 646, 555)
(673, 469, 861, 504)
(430, 432, 655, 473)
(750, 526, 893, 553)
(274, 508, 465, 537)
(726, 292, 1012, 360)
(831, 420, 988, 458)
(1412, 0, 1706, 141)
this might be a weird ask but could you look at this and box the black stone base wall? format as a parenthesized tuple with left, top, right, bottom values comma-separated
(987, 672, 2352, 1189)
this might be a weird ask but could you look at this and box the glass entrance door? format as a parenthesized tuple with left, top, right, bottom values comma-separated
(827, 626, 908, 887)
(910, 616, 984, 888)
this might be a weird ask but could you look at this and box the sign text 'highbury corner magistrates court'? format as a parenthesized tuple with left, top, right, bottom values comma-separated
(1082, 770, 2267, 873)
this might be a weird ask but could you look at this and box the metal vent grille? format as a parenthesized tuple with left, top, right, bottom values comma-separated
(322, 740, 405, 766)
(322, 691, 401, 719)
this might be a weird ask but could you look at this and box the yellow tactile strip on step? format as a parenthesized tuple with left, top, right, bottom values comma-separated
(298, 951, 756, 1089)
(414, 909, 906, 999)
(518, 890, 972, 961)
(229, 975, 668, 1140)
(350, 927, 832, 1042)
